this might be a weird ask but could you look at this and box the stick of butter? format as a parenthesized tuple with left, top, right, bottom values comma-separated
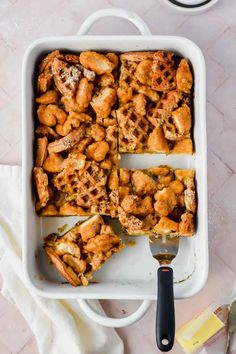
(176, 307, 225, 353)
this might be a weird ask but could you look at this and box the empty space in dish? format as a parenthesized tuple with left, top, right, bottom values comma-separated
(23, 36, 208, 299)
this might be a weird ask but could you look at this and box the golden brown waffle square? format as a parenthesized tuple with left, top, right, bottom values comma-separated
(116, 102, 151, 153)
(52, 161, 108, 206)
(34, 50, 119, 217)
(152, 51, 177, 92)
(117, 51, 193, 154)
(118, 166, 196, 236)
(44, 215, 124, 286)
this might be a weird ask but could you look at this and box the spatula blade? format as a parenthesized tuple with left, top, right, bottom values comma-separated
(149, 235, 180, 264)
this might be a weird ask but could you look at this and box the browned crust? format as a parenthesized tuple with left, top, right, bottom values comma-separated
(45, 246, 81, 286)
(47, 126, 86, 154)
(35, 137, 48, 167)
(120, 51, 155, 62)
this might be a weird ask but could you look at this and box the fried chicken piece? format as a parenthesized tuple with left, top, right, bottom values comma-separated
(135, 59, 153, 85)
(119, 169, 130, 186)
(121, 195, 153, 216)
(35, 137, 48, 167)
(43, 152, 64, 173)
(35, 125, 60, 139)
(79, 215, 104, 242)
(172, 104, 191, 135)
(91, 87, 116, 118)
(37, 104, 67, 127)
(85, 141, 109, 162)
(75, 77, 94, 111)
(47, 126, 86, 154)
(147, 125, 169, 153)
(36, 90, 58, 104)
(131, 171, 156, 196)
(153, 217, 179, 235)
(176, 59, 193, 94)
(154, 187, 177, 216)
(172, 139, 193, 154)
(179, 212, 194, 236)
(33, 167, 49, 207)
(80, 51, 115, 74)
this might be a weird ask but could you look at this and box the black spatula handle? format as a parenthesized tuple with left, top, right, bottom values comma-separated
(156, 266, 175, 352)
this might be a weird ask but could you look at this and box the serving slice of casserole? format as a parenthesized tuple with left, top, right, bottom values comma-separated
(44, 215, 124, 286)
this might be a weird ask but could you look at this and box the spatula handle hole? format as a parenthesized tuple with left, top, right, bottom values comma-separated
(161, 338, 170, 346)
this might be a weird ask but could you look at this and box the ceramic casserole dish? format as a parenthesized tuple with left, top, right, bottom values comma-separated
(22, 8, 208, 327)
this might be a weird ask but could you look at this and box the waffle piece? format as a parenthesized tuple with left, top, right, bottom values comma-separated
(152, 52, 177, 92)
(44, 215, 124, 286)
(52, 161, 108, 207)
(116, 102, 151, 153)
(37, 50, 63, 93)
(51, 58, 82, 96)
(118, 166, 196, 236)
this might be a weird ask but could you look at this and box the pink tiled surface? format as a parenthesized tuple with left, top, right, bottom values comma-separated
(0, 0, 236, 353)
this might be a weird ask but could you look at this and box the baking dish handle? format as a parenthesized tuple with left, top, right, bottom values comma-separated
(77, 298, 152, 328)
(77, 8, 151, 36)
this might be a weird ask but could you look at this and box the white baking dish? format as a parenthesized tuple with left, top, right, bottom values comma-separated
(22, 8, 208, 327)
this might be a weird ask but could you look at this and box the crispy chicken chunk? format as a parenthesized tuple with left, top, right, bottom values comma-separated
(91, 87, 116, 118)
(35, 137, 48, 167)
(179, 212, 194, 236)
(121, 195, 153, 216)
(43, 152, 64, 173)
(79, 215, 104, 242)
(36, 90, 58, 104)
(33, 167, 50, 207)
(172, 104, 191, 135)
(80, 51, 115, 75)
(176, 59, 193, 94)
(86, 141, 109, 162)
(153, 216, 179, 235)
(75, 77, 94, 111)
(172, 139, 193, 154)
(154, 187, 177, 216)
(131, 171, 156, 196)
(47, 126, 86, 154)
(147, 125, 169, 153)
(37, 104, 67, 127)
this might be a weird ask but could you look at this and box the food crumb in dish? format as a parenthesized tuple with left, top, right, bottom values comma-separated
(127, 240, 136, 247)
(57, 224, 68, 234)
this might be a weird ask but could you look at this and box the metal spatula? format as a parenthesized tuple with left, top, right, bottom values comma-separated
(149, 235, 180, 352)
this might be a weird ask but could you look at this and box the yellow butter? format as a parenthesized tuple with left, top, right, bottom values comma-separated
(176, 308, 225, 353)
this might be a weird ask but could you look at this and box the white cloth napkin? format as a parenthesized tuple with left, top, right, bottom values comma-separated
(0, 165, 124, 354)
